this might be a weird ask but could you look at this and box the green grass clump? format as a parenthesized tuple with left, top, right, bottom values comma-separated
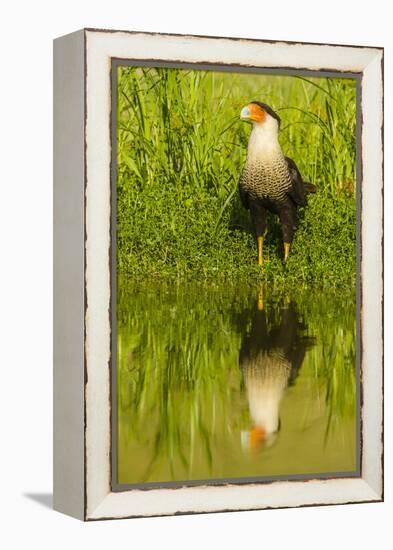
(117, 67, 357, 288)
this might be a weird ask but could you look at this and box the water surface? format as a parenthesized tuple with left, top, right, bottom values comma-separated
(116, 282, 357, 485)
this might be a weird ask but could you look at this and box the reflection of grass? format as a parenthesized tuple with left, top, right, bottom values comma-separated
(117, 67, 356, 286)
(300, 293, 356, 438)
(117, 283, 250, 480)
(117, 281, 356, 482)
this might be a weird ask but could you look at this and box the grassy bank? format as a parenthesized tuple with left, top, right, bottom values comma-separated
(117, 67, 357, 287)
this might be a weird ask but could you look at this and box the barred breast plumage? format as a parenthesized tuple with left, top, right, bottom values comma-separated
(243, 349, 291, 386)
(239, 154, 292, 203)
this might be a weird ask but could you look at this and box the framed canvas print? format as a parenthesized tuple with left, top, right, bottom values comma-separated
(53, 28, 383, 520)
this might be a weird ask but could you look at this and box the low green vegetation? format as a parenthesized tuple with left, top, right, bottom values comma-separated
(117, 67, 357, 287)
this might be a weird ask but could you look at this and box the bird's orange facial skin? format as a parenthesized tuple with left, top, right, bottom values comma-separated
(248, 103, 266, 123)
(249, 426, 267, 450)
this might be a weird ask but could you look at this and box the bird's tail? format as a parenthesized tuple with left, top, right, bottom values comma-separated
(304, 182, 317, 194)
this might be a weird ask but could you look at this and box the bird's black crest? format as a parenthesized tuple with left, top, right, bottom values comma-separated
(250, 101, 281, 127)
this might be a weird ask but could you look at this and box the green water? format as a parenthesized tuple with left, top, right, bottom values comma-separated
(117, 282, 357, 485)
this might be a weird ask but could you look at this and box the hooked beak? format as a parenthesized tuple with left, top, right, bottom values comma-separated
(240, 105, 251, 121)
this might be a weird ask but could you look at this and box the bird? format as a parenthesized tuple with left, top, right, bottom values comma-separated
(239, 101, 316, 265)
(240, 290, 315, 452)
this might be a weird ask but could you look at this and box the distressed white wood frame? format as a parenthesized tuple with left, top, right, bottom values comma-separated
(53, 29, 383, 521)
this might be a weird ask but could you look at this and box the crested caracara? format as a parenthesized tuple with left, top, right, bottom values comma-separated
(239, 101, 316, 265)
(240, 291, 315, 451)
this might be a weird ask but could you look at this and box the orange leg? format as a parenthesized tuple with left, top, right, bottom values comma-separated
(284, 242, 291, 262)
(257, 287, 264, 311)
(257, 236, 264, 266)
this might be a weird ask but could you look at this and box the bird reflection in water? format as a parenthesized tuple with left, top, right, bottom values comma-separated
(240, 289, 315, 452)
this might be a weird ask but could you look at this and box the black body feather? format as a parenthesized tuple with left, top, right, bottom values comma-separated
(239, 153, 316, 245)
(240, 301, 316, 388)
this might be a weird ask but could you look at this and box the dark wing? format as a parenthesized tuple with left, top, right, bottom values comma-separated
(285, 156, 307, 207)
(238, 171, 249, 210)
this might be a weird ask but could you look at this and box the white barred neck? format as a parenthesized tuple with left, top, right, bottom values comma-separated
(246, 361, 288, 435)
(246, 116, 283, 163)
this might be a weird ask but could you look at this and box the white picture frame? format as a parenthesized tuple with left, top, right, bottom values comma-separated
(53, 28, 383, 521)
